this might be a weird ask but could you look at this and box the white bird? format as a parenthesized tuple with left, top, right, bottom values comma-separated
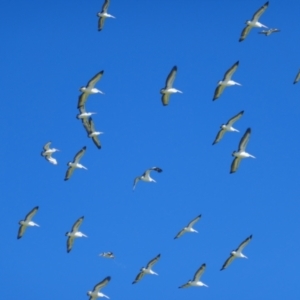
(293, 69, 300, 84)
(179, 263, 208, 288)
(17, 206, 39, 239)
(64, 146, 87, 181)
(174, 215, 201, 239)
(77, 105, 97, 120)
(230, 128, 255, 173)
(65, 216, 87, 253)
(258, 28, 280, 36)
(132, 254, 161, 284)
(221, 235, 252, 270)
(160, 66, 182, 106)
(78, 71, 104, 108)
(97, 0, 115, 31)
(83, 118, 103, 149)
(99, 252, 115, 259)
(212, 111, 244, 145)
(133, 167, 163, 190)
(213, 61, 241, 101)
(87, 276, 111, 299)
(41, 142, 60, 165)
(239, 2, 269, 42)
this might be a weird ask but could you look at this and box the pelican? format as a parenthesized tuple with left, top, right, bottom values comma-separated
(83, 118, 103, 149)
(97, 0, 115, 31)
(132, 254, 160, 284)
(99, 252, 115, 259)
(258, 28, 280, 36)
(17, 206, 39, 239)
(179, 263, 208, 288)
(78, 71, 104, 108)
(77, 105, 97, 120)
(230, 128, 255, 173)
(221, 235, 252, 270)
(212, 111, 244, 145)
(133, 167, 163, 190)
(293, 69, 300, 84)
(239, 2, 269, 42)
(213, 61, 241, 101)
(160, 66, 182, 106)
(65, 216, 87, 253)
(87, 276, 111, 299)
(64, 146, 87, 181)
(174, 215, 201, 239)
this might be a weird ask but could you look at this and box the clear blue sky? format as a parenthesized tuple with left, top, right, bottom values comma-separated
(1, 1, 300, 299)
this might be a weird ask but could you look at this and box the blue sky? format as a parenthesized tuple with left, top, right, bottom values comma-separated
(1, 1, 300, 299)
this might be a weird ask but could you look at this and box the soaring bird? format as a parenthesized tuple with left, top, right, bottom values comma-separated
(64, 147, 87, 181)
(179, 263, 208, 288)
(258, 28, 280, 36)
(87, 276, 111, 299)
(41, 142, 60, 165)
(133, 167, 163, 190)
(97, 0, 116, 31)
(83, 118, 103, 149)
(65, 216, 87, 253)
(17, 206, 39, 239)
(174, 215, 201, 239)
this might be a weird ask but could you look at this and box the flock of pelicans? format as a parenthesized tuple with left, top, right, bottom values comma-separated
(17, 1, 300, 299)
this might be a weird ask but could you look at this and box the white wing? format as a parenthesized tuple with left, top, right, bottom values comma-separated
(193, 263, 206, 281)
(67, 236, 75, 253)
(212, 128, 226, 145)
(24, 206, 39, 222)
(187, 214, 201, 229)
(71, 216, 84, 233)
(73, 146, 87, 164)
(165, 66, 177, 89)
(132, 270, 145, 284)
(86, 71, 104, 89)
(230, 157, 241, 174)
(78, 92, 89, 108)
(43, 142, 51, 151)
(239, 25, 252, 42)
(223, 61, 239, 81)
(98, 16, 106, 31)
(213, 84, 226, 101)
(64, 166, 75, 181)
(133, 176, 141, 190)
(161, 93, 171, 106)
(236, 235, 253, 252)
(252, 1, 269, 22)
(146, 254, 161, 269)
(238, 128, 251, 151)
(221, 254, 236, 270)
(101, 0, 110, 13)
(93, 276, 111, 293)
(227, 110, 244, 126)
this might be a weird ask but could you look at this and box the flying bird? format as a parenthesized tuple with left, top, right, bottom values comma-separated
(258, 28, 280, 36)
(77, 106, 97, 120)
(179, 263, 208, 288)
(78, 71, 104, 108)
(174, 215, 201, 239)
(133, 167, 163, 190)
(17, 206, 39, 239)
(293, 69, 300, 84)
(132, 254, 161, 284)
(230, 128, 255, 173)
(213, 61, 241, 101)
(65, 216, 87, 253)
(99, 252, 115, 259)
(83, 118, 103, 149)
(239, 2, 269, 42)
(41, 142, 59, 164)
(160, 66, 182, 106)
(64, 146, 87, 181)
(97, 0, 115, 31)
(87, 276, 111, 299)
(221, 235, 252, 270)
(212, 111, 244, 145)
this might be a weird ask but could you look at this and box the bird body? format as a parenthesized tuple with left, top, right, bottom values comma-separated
(174, 215, 201, 239)
(97, 0, 115, 31)
(66, 216, 87, 253)
(133, 167, 163, 190)
(179, 263, 208, 288)
(87, 276, 111, 299)
(65, 147, 87, 180)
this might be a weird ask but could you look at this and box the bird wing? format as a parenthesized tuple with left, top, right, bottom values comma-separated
(193, 263, 206, 281)
(78, 92, 89, 108)
(132, 176, 141, 190)
(67, 236, 75, 253)
(187, 214, 201, 228)
(132, 270, 145, 284)
(221, 254, 236, 270)
(236, 235, 253, 252)
(223, 61, 239, 81)
(93, 276, 111, 292)
(239, 25, 252, 42)
(71, 216, 84, 233)
(43, 141, 51, 151)
(64, 166, 75, 181)
(101, 0, 110, 13)
(212, 128, 226, 145)
(161, 93, 171, 106)
(227, 110, 244, 126)
(87, 71, 104, 89)
(144, 167, 163, 177)
(212, 84, 226, 101)
(146, 254, 161, 269)
(238, 128, 251, 151)
(24, 206, 39, 222)
(179, 282, 191, 288)
(98, 16, 106, 31)
(17, 224, 27, 239)
(230, 157, 241, 174)
(45, 154, 57, 165)
(293, 70, 300, 84)
(174, 228, 186, 239)
(73, 146, 87, 164)
(271, 28, 280, 33)
(252, 1, 269, 22)
(258, 30, 267, 35)
(82, 117, 91, 134)
(78, 106, 86, 114)
(165, 66, 177, 89)
(88, 118, 96, 133)
(92, 135, 101, 149)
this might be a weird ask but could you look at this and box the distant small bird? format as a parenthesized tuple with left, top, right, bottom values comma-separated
(213, 61, 241, 101)
(212, 111, 244, 145)
(174, 215, 201, 239)
(64, 146, 87, 181)
(83, 118, 103, 149)
(133, 167, 163, 190)
(99, 252, 115, 259)
(160, 66, 182, 106)
(87, 276, 111, 299)
(41, 141, 60, 165)
(221, 235, 252, 270)
(258, 28, 280, 36)
(132, 254, 161, 284)
(239, 1, 269, 42)
(17, 206, 39, 239)
(179, 263, 208, 288)
(293, 69, 300, 84)
(78, 71, 104, 108)
(97, 0, 116, 31)
(65, 216, 87, 253)
(230, 128, 255, 173)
